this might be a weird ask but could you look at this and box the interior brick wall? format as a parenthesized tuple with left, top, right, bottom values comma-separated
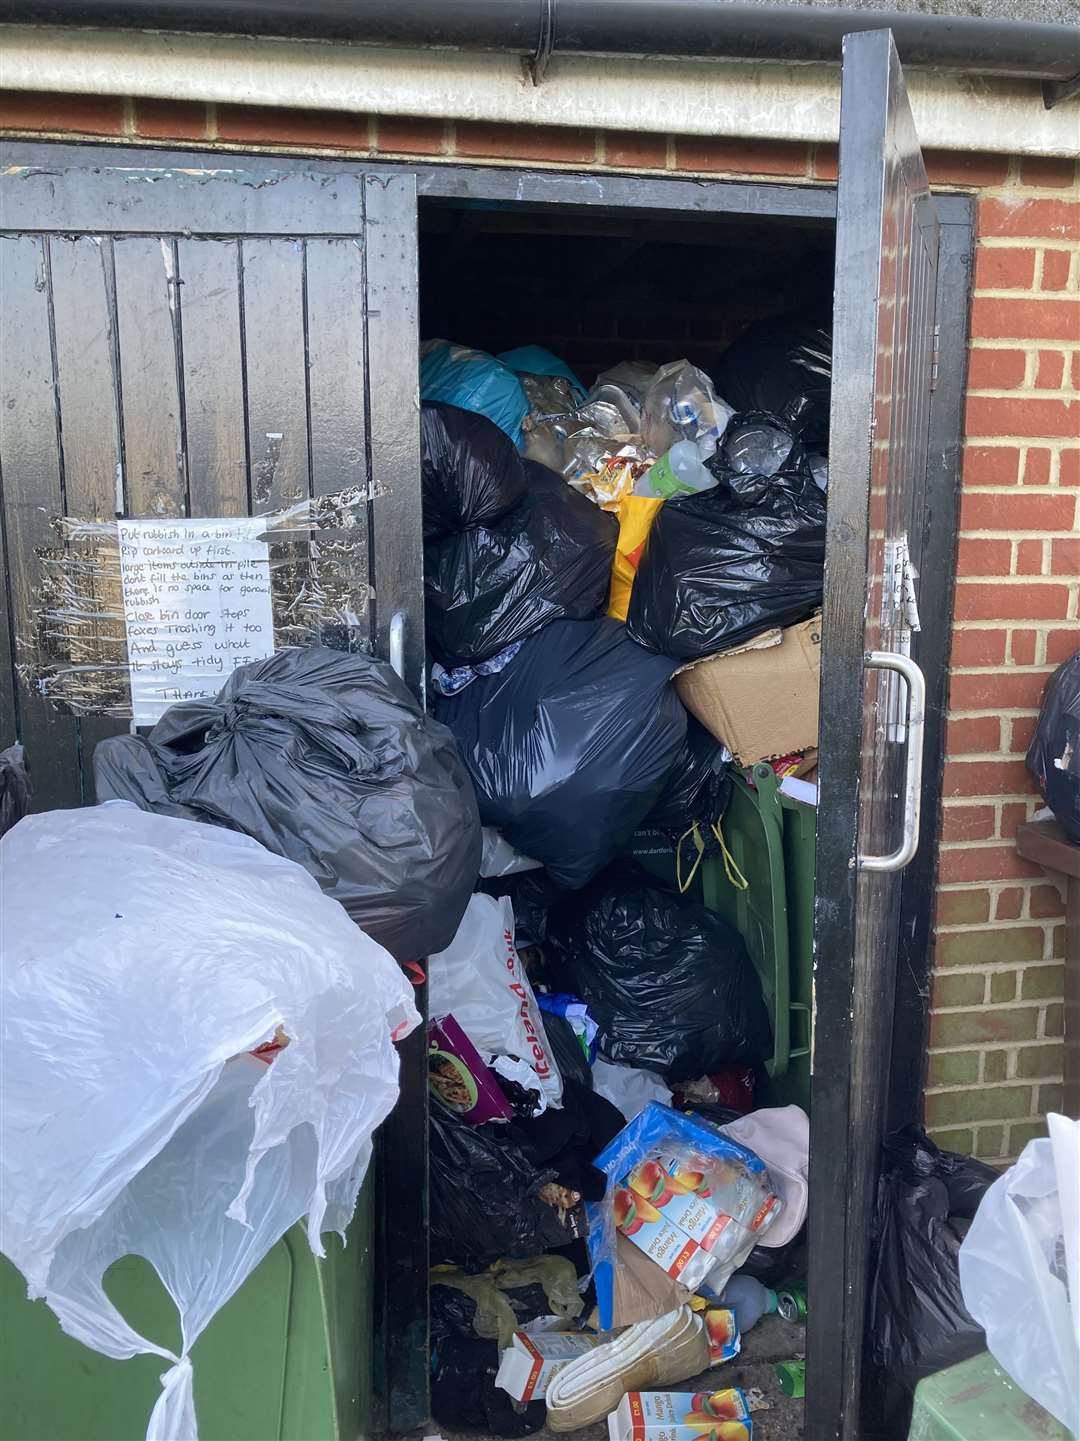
(3, 90, 1077, 1161)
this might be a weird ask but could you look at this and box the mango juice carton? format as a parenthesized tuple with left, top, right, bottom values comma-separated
(703, 1307, 740, 1366)
(612, 1187, 718, 1291)
(607, 1389, 752, 1441)
(495, 1330, 599, 1403)
(626, 1159, 733, 1253)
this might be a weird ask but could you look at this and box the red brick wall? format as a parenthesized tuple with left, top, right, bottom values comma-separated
(3, 92, 1078, 1159)
(929, 169, 1078, 1162)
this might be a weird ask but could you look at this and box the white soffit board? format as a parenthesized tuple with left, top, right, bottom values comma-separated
(2, 24, 1078, 160)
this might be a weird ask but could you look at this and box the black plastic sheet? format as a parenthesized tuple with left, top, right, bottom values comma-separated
(865, 1127, 998, 1437)
(1027, 650, 1080, 842)
(545, 862, 772, 1081)
(93, 646, 481, 962)
(431, 1334, 546, 1437)
(626, 416, 826, 662)
(421, 401, 528, 540)
(435, 619, 686, 889)
(425, 461, 617, 666)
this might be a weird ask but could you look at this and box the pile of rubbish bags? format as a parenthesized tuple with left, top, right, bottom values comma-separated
(2, 324, 834, 1441)
(412, 335, 831, 1435)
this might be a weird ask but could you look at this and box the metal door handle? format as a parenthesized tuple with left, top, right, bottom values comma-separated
(858, 650, 926, 873)
(388, 611, 406, 681)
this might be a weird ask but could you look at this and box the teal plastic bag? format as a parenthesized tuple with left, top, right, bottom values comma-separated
(421, 341, 530, 445)
(498, 346, 587, 403)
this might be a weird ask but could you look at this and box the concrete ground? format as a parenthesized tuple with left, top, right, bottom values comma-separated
(435, 1313, 805, 1441)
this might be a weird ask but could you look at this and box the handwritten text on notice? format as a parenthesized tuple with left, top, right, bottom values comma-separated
(118, 517, 275, 723)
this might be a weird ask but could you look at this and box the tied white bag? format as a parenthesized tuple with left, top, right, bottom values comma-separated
(959, 1113, 1080, 1433)
(429, 893, 562, 1107)
(0, 803, 419, 1441)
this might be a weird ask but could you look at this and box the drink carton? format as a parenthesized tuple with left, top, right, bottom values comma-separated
(703, 1308, 740, 1366)
(626, 1160, 733, 1252)
(607, 1389, 752, 1441)
(495, 1331, 598, 1403)
(612, 1188, 718, 1291)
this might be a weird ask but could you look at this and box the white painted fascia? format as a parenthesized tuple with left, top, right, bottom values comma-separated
(1, 23, 1077, 159)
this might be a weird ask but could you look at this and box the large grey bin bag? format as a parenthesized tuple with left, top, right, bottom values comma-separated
(434, 619, 685, 889)
(94, 646, 482, 961)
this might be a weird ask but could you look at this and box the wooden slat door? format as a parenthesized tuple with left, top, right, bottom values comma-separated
(0, 159, 424, 806)
(0, 154, 429, 1432)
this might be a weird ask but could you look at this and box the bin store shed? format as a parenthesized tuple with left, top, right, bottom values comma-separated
(0, 6, 1077, 1440)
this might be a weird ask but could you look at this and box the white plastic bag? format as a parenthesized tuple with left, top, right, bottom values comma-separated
(0, 802, 419, 1441)
(591, 1058, 672, 1121)
(480, 826, 543, 878)
(959, 1113, 1080, 1432)
(428, 893, 562, 1107)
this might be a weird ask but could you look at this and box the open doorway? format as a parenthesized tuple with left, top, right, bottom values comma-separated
(417, 198, 832, 1440)
(419, 202, 835, 388)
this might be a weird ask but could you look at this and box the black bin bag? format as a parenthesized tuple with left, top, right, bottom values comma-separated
(429, 1103, 577, 1268)
(93, 646, 482, 962)
(545, 862, 772, 1081)
(434, 618, 687, 889)
(421, 401, 527, 540)
(626, 414, 826, 662)
(643, 716, 732, 839)
(425, 460, 617, 667)
(431, 1334, 546, 1437)
(714, 317, 832, 448)
(1026, 650, 1080, 842)
(0, 744, 31, 838)
(865, 1127, 998, 1438)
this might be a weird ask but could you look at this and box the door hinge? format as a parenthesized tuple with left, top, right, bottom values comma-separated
(929, 323, 941, 392)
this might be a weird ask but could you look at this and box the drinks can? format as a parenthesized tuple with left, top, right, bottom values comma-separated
(777, 1286, 807, 1322)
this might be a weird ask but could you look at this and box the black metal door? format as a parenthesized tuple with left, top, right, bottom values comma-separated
(0, 158, 424, 796)
(807, 30, 939, 1441)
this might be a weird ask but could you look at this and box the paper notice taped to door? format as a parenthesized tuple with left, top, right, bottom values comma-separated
(118, 516, 275, 724)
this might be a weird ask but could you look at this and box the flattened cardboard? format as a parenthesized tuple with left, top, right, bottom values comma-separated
(611, 1232, 694, 1327)
(674, 615, 821, 766)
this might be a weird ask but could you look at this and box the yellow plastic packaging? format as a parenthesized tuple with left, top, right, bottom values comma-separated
(607, 494, 664, 621)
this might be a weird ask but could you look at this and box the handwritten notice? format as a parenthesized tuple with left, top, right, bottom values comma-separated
(118, 517, 275, 724)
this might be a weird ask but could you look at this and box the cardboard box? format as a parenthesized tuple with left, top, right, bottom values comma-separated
(495, 1330, 599, 1402)
(608, 1389, 752, 1441)
(675, 615, 821, 766)
(428, 1014, 513, 1125)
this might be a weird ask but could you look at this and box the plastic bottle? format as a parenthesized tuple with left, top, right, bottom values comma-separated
(719, 1275, 779, 1332)
(634, 440, 718, 500)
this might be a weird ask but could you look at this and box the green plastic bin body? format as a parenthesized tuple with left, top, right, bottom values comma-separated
(1, 1177, 374, 1441)
(907, 1352, 1073, 1441)
(630, 762, 816, 1112)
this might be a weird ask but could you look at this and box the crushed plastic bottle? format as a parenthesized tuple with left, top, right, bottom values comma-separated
(719, 1276, 779, 1333)
(634, 440, 718, 500)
